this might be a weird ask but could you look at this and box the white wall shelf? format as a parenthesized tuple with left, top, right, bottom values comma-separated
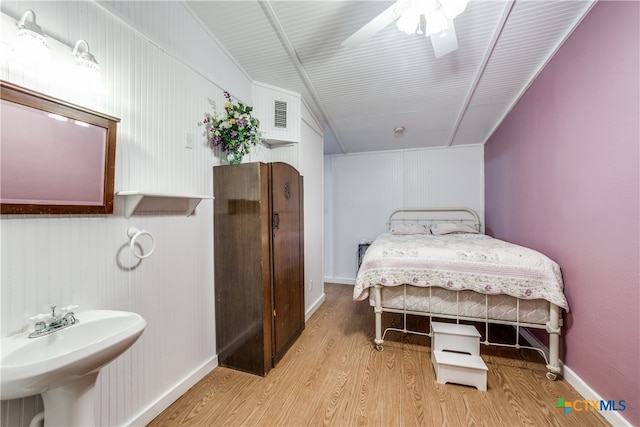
(117, 191, 213, 218)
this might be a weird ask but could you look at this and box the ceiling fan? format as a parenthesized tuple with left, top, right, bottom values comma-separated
(342, 0, 470, 58)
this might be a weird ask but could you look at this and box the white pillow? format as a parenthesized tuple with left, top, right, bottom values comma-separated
(390, 224, 430, 235)
(431, 222, 478, 235)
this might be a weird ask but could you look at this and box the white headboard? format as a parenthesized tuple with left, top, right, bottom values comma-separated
(387, 207, 482, 232)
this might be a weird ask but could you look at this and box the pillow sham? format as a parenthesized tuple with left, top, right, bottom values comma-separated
(390, 224, 430, 235)
(430, 222, 478, 235)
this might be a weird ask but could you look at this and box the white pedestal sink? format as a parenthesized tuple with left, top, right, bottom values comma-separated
(1, 310, 146, 426)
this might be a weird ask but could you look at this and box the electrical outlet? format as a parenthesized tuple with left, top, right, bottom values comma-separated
(185, 131, 194, 149)
(309, 279, 314, 291)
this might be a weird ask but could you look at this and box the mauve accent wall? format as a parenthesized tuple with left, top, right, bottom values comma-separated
(485, 1, 639, 425)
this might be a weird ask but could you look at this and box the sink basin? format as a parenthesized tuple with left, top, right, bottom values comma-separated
(1, 310, 146, 426)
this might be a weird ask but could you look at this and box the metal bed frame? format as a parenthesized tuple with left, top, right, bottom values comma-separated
(369, 207, 563, 381)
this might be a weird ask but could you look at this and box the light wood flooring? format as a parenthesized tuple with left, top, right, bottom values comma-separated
(149, 283, 610, 426)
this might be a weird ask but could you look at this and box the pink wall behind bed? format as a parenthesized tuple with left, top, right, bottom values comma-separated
(484, 1, 639, 425)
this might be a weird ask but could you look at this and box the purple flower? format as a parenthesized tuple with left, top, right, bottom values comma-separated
(231, 130, 238, 138)
(214, 136, 222, 145)
(525, 289, 532, 297)
(223, 91, 231, 100)
(484, 285, 492, 292)
(237, 119, 245, 127)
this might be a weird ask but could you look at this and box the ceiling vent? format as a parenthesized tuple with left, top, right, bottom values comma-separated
(274, 100, 287, 129)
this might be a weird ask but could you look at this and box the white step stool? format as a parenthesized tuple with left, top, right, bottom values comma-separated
(431, 321, 481, 355)
(430, 322, 488, 391)
(432, 351, 488, 391)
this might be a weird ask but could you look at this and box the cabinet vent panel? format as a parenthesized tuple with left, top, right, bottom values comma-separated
(274, 100, 287, 129)
(253, 82, 300, 143)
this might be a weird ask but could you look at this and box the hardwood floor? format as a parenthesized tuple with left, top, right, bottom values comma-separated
(149, 283, 610, 426)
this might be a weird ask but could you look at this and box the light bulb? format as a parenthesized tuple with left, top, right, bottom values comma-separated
(396, 6, 422, 35)
(424, 8, 448, 36)
(441, 0, 470, 19)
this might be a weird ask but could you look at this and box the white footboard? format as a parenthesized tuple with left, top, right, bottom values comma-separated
(372, 284, 563, 380)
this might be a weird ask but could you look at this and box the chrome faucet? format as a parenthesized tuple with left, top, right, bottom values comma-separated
(29, 305, 79, 338)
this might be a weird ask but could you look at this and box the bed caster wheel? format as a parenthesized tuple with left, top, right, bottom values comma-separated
(546, 372, 557, 381)
(375, 344, 384, 352)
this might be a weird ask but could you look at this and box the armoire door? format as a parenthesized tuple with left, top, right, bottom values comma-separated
(214, 162, 273, 376)
(270, 162, 304, 362)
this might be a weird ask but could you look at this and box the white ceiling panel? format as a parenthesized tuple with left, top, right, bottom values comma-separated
(185, 0, 595, 154)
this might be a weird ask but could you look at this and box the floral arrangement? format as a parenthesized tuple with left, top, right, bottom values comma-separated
(199, 91, 261, 157)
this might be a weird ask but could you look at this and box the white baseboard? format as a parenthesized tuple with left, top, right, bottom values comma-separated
(126, 356, 218, 426)
(323, 276, 354, 285)
(306, 293, 326, 321)
(518, 329, 631, 427)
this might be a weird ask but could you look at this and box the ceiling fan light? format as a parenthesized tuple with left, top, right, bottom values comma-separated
(440, 0, 470, 20)
(424, 9, 448, 36)
(396, 7, 421, 35)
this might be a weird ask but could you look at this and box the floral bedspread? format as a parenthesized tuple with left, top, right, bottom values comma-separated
(353, 233, 569, 311)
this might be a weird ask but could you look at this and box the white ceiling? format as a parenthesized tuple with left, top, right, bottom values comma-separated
(185, 1, 594, 155)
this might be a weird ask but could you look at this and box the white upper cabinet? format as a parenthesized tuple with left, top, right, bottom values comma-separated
(253, 82, 301, 145)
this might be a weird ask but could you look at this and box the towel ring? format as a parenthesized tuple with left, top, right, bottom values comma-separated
(127, 226, 155, 259)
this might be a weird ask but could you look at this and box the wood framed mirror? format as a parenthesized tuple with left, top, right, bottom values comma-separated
(1, 81, 119, 214)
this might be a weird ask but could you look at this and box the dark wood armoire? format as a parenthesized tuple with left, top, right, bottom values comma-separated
(213, 161, 305, 376)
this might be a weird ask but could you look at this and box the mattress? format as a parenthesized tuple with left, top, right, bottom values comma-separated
(354, 232, 569, 311)
(369, 285, 551, 325)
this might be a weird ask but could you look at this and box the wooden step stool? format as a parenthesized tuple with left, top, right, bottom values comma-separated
(430, 322, 488, 391)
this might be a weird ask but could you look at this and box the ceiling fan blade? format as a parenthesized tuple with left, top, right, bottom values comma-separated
(342, 1, 404, 48)
(431, 19, 459, 58)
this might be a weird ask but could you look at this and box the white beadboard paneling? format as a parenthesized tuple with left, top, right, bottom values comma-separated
(270, 144, 299, 170)
(100, 0, 254, 104)
(183, 1, 594, 155)
(298, 118, 325, 315)
(1, 1, 323, 425)
(0, 1, 230, 425)
(324, 145, 484, 283)
(328, 151, 404, 282)
(403, 145, 485, 227)
(323, 159, 335, 282)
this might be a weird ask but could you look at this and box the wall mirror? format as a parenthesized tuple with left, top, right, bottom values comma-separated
(1, 81, 119, 214)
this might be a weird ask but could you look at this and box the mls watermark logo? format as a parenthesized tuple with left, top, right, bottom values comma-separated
(555, 397, 626, 415)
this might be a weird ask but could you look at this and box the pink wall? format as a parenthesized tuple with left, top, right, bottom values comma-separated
(485, 1, 639, 425)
